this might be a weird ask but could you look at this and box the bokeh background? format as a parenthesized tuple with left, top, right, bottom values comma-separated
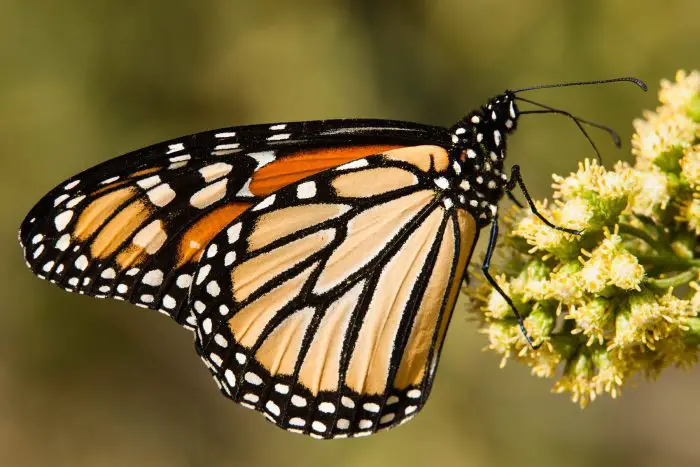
(2, 1, 699, 466)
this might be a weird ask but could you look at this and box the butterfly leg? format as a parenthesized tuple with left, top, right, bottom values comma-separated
(506, 165, 581, 235)
(481, 214, 539, 350)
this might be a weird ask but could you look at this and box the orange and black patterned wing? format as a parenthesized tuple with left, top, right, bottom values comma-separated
(19, 120, 449, 329)
(188, 146, 479, 438)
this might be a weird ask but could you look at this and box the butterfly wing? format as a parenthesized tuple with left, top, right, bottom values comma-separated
(188, 146, 479, 439)
(19, 120, 449, 328)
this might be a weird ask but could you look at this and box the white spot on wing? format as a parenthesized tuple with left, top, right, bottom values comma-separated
(64, 180, 80, 190)
(190, 179, 227, 209)
(363, 402, 380, 413)
(206, 280, 220, 297)
(407, 389, 421, 398)
(214, 334, 228, 347)
(202, 317, 212, 334)
(434, 177, 449, 190)
(209, 353, 223, 367)
(248, 150, 276, 169)
(169, 154, 191, 162)
(207, 243, 218, 258)
(336, 159, 368, 171)
(224, 369, 236, 386)
(142, 269, 164, 286)
(266, 133, 291, 141)
(251, 194, 275, 212)
(341, 396, 355, 408)
(140, 294, 154, 303)
(289, 417, 305, 427)
(265, 400, 280, 416)
(359, 419, 373, 429)
(227, 223, 242, 244)
(245, 372, 262, 385)
(53, 194, 69, 207)
(137, 175, 161, 189)
(336, 419, 350, 429)
(296, 181, 316, 199)
(311, 421, 326, 432)
(380, 413, 395, 424)
(318, 402, 335, 413)
(74, 255, 88, 271)
(199, 163, 232, 182)
(54, 211, 73, 231)
(196, 264, 211, 285)
(291, 395, 307, 407)
(243, 393, 259, 403)
(224, 251, 237, 266)
(147, 184, 176, 207)
(166, 143, 185, 154)
(162, 295, 176, 309)
(55, 234, 71, 251)
(176, 274, 192, 288)
(66, 196, 86, 208)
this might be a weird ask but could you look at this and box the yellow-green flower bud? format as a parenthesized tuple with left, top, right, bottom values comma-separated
(525, 301, 557, 341)
(569, 298, 615, 345)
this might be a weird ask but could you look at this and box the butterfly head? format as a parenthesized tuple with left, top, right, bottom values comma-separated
(484, 91, 519, 133)
(449, 91, 519, 153)
(447, 92, 519, 225)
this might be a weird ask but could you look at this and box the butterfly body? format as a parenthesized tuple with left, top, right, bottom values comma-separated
(19, 92, 520, 439)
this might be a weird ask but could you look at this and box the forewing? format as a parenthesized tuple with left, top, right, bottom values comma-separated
(19, 120, 448, 328)
(188, 145, 479, 439)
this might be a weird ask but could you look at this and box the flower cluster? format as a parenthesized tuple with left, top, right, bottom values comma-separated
(467, 70, 700, 407)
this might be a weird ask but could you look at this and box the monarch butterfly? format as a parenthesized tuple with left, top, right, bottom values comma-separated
(18, 77, 646, 439)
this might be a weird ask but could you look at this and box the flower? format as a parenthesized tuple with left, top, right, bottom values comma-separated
(659, 70, 700, 113)
(680, 145, 700, 188)
(467, 70, 700, 406)
(627, 166, 671, 219)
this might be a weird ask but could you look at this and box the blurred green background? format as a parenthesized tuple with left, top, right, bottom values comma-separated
(2, 1, 699, 466)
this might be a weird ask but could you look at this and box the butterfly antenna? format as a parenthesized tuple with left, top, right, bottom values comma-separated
(511, 76, 648, 93)
(516, 96, 623, 162)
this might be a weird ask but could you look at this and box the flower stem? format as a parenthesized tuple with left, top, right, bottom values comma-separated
(618, 223, 669, 252)
(644, 269, 699, 290)
(635, 253, 700, 270)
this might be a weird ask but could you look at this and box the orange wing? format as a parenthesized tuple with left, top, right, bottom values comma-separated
(189, 145, 479, 438)
(19, 119, 424, 329)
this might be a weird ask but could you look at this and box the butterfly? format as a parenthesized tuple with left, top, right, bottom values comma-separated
(18, 77, 645, 439)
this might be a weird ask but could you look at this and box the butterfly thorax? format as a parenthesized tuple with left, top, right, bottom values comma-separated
(446, 92, 519, 227)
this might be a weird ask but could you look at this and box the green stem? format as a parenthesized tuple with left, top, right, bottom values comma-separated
(635, 253, 700, 269)
(618, 223, 669, 252)
(644, 269, 699, 290)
